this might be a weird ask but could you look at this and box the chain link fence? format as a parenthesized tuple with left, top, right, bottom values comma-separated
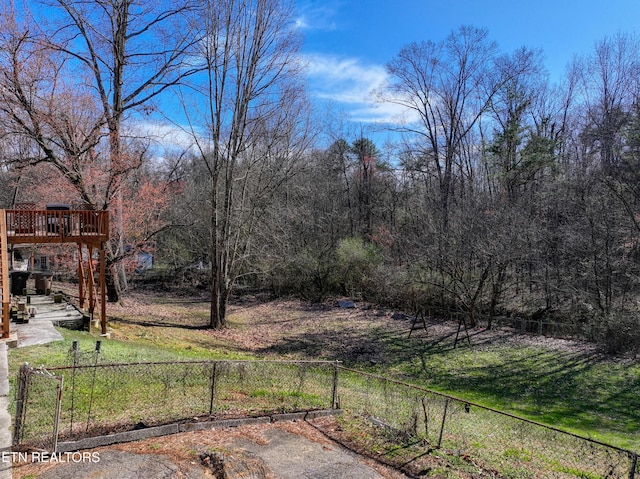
(11, 359, 639, 478)
(12, 359, 339, 447)
(492, 316, 591, 339)
(13, 364, 63, 451)
(336, 366, 638, 478)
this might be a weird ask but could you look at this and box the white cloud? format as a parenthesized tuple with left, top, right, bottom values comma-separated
(294, 1, 339, 32)
(143, 122, 200, 149)
(303, 53, 417, 124)
(126, 120, 204, 157)
(295, 17, 310, 29)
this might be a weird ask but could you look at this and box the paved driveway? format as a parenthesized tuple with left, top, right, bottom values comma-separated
(12, 422, 407, 479)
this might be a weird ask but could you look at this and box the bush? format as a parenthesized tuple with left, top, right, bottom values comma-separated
(335, 237, 382, 297)
(593, 314, 640, 355)
(267, 247, 339, 302)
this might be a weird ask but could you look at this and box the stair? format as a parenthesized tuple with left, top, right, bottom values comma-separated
(0, 210, 9, 338)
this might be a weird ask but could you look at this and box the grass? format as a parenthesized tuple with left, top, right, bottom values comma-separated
(7, 291, 640, 470)
(9, 327, 337, 446)
(8, 324, 332, 382)
(324, 408, 631, 479)
(332, 365, 634, 478)
(395, 341, 640, 450)
(8, 325, 253, 375)
(321, 413, 501, 478)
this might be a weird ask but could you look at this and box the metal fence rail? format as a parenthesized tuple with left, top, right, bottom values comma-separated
(336, 367, 638, 479)
(11, 360, 639, 478)
(13, 360, 339, 445)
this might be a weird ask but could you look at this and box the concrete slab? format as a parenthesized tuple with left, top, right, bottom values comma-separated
(8, 294, 83, 348)
(29, 450, 196, 479)
(14, 321, 64, 348)
(230, 427, 387, 479)
(19, 424, 399, 479)
(0, 294, 81, 479)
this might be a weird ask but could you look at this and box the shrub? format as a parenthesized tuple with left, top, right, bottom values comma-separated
(335, 237, 382, 297)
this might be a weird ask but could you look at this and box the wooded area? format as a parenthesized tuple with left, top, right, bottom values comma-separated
(0, 0, 639, 353)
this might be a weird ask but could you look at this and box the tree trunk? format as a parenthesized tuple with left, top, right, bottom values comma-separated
(106, 267, 119, 303)
(487, 265, 507, 330)
(209, 176, 228, 329)
(210, 278, 226, 329)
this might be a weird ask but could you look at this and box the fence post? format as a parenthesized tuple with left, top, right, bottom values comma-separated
(85, 341, 102, 432)
(630, 452, 638, 479)
(331, 361, 339, 409)
(421, 397, 429, 440)
(208, 362, 217, 416)
(13, 362, 30, 445)
(437, 398, 450, 449)
(69, 340, 79, 433)
(52, 376, 64, 453)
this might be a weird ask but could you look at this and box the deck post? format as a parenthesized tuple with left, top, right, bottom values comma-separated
(3, 209, 109, 337)
(0, 210, 10, 338)
(77, 243, 85, 309)
(87, 245, 95, 316)
(100, 243, 106, 335)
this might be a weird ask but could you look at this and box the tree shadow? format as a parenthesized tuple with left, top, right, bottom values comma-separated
(253, 312, 640, 442)
(110, 316, 209, 330)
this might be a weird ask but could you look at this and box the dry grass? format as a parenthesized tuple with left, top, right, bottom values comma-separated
(13, 288, 638, 478)
(12, 419, 409, 479)
(107, 292, 598, 364)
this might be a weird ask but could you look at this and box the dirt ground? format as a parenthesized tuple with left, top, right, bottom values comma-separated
(31, 290, 608, 478)
(12, 417, 409, 479)
(107, 292, 599, 367)
(221, 298, 598, 355)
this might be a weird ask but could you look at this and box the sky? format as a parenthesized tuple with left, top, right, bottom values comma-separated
(297, 0, 640, 126)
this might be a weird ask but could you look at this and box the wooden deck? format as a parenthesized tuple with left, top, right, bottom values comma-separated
(1, 209, 109, 338)
(5, 209, 109, 246)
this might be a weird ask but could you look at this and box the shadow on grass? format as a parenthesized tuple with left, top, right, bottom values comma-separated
(254, 318, 640, 448)
(105, 295, 640, 449)
(254, 324, 440, 368)
(110, 315, 210, 330)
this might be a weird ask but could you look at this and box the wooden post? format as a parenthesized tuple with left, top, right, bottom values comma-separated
(437, 398, 450, 449)
(77, 243, 85, 309)
(0, 210, 10, 338)
(2, 209, 109, 336)
(409, 310, 428, 338)
(1, 304, 8, 340)
(100, 244, 106, 335)
(331, 360, 340, 409)
(13, 363, 30, 445)
(87, 245, 95, 316)
(209, 362, 217, 415)
(52, 375, 64, 453)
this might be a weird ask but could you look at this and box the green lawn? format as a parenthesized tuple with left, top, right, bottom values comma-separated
(8, 327, 253, 374)
(395, 340, 640, 451)
(7, 298, 640, 454)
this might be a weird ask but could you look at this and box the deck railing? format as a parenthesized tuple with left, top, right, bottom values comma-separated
(5, 210, 109, 244)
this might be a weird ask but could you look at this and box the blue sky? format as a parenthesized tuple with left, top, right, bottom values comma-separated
(297, 0, 640, 125)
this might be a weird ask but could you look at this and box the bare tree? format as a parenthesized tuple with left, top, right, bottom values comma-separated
(0, 15, 106, 206)
(578, 33, 640, 170)
(180, 0, 308, 328)
(384, 26, 538, 229)
(484, 48, 549, 201)
(383, 27, 496, 228)
(34, 0, 200, 300)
